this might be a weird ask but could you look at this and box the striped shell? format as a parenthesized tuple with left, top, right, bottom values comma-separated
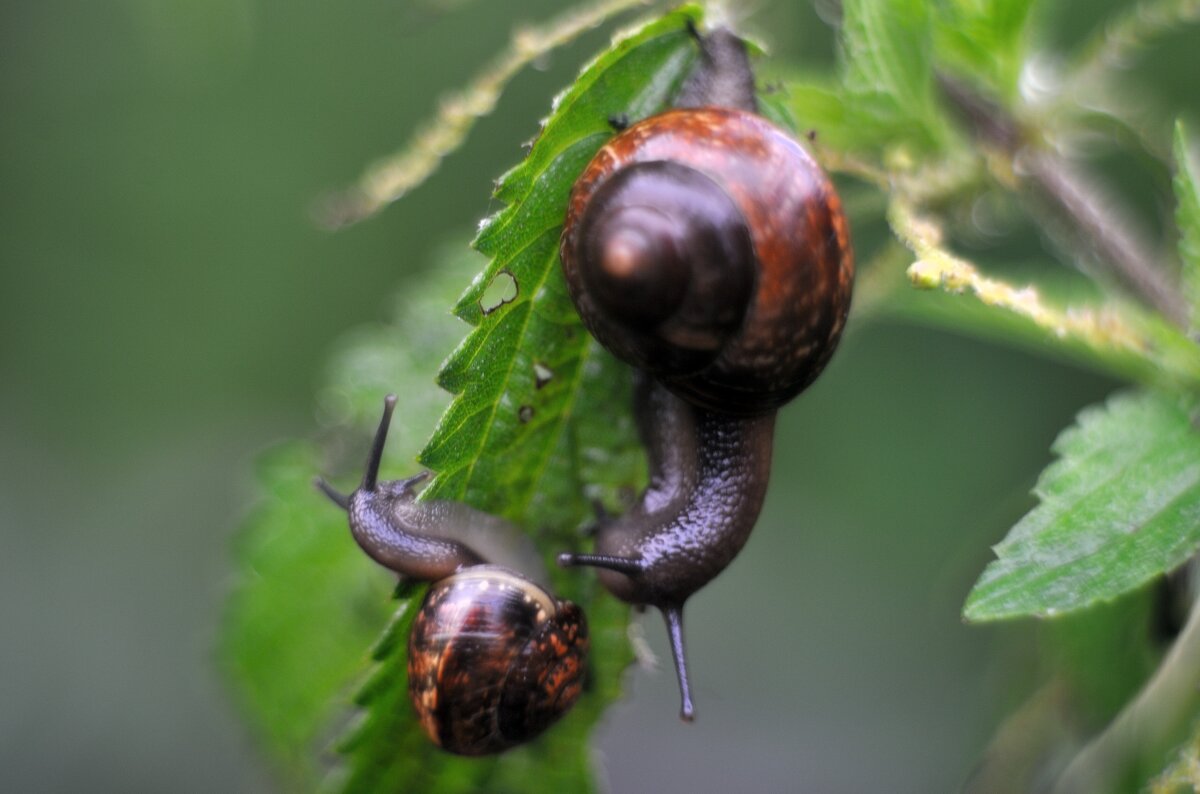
(407, 566, 588, 755)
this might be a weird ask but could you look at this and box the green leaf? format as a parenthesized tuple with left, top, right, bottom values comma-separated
(838, 0, 951, 151)
(221, 245, 483, 788)
(339, 9, 704, 792)
(419, 5, 699, 516)
(783, 78, 895, 152)
(1174, 120, 1200, 331)
(931, 0, 1038, 99)
(965, 391, 1200, 622)
(222, 442, 394, 787)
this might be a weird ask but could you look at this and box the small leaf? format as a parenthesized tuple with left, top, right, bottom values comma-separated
(965, 391, 1200, 622)
(1174, 120, 1200, 331)
(839, 0, 950, 151)
(932, 0, 1038, 99)
(842, 0, 932, 112)
(784, 78, 894, 152)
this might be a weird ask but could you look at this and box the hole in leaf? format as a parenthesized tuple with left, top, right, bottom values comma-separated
(533, 363, 554, 389)
(480, 270, 518, 314)
(518, 405, 534, 424)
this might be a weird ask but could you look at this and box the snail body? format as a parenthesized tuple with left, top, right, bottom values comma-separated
(558, 27, 852, 720)
(319, 396, 588, 755)
(578, 374, 775, 608)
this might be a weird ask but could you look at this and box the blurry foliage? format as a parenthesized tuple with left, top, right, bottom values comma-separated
(222, 247, 481, 787)
(223, 0, 1200, 791)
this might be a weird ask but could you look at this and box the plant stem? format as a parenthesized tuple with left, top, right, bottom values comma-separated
(1068, 0, 1200, 87)
(1050, 591, 1200, 794)
(936, 74, 1190, 329)
(888, 198, 1200, 389)
(314, 0, 658, 229)
(1018, 149, 1188, 327)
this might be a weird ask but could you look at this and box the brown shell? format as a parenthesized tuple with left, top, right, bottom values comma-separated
(407, 567, 588, 755)
(561, 107, 854, 415)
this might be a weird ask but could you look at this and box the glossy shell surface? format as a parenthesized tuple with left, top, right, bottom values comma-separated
(562, 107, 854, 415)
(407, 566, 588, 755)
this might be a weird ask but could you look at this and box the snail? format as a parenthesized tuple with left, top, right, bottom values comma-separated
(317, 395, 588, 755)
(557, 26, 853, 720)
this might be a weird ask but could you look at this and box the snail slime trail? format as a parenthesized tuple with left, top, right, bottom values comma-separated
(317, 396, 588, 755)
(558, 25, 853, 721)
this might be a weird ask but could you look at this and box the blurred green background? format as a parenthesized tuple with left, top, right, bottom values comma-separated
(2, 1, 1194, 792)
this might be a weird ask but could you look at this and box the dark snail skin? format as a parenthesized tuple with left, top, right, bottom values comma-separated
(318, 396, 588, 755)
(580, 377, 773, 605)
(341, 470, 484, 580)
(558, 26, 853, 721)
(560, 376, 774, 719)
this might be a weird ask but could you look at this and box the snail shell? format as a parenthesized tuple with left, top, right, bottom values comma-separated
(561, 106, 854, 416)
(407, 567, 588, 755)
(317, 396, 589, 754)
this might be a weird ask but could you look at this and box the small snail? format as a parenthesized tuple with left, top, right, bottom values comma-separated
(558, 27, 853, 720)
(317, 396, 588, 755)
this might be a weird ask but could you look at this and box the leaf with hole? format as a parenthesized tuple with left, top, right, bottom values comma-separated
(340, 8, 706, 792)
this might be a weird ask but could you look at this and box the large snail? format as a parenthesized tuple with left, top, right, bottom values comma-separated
(557, 26, 853, 720)
(318, 396, 588, 755)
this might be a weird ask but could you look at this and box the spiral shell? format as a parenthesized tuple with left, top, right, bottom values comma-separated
(407, 566, 588, 755)
(561, 107, 854, 415)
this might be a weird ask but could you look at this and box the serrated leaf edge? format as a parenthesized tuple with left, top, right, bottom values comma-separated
(965, 391, 1200, 621)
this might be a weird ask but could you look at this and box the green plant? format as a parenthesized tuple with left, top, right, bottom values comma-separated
(223, 2, 1200, 791)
